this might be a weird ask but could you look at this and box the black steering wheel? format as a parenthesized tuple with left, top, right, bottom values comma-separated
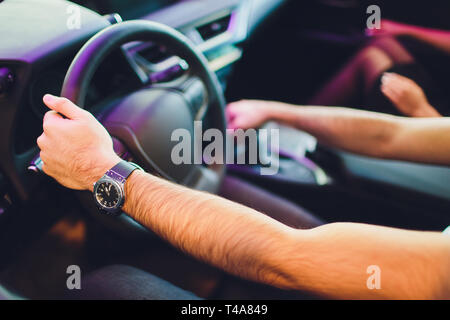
(60, 20, 226, 234)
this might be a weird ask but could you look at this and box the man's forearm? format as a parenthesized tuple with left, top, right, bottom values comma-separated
(264, 103, 402, 159)
(290, 223, 450, 299)
(122, 170, 306, 289)
(122, 171, 450, 299)
(263, 103, 450, 165)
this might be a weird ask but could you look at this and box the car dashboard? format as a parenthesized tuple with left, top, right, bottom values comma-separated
(0, 0, 286, 205)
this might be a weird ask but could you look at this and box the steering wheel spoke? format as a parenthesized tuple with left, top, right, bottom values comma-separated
(173, 75, 208, 120)
(184, 165, 222, 193)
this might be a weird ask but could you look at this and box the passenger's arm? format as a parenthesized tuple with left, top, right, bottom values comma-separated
(400, 24, 450, 54)
(227, 100, 450, 165)
(369, 19, 450, 54)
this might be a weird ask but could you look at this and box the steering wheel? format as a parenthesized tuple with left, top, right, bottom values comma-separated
(59, 20, 226, 235)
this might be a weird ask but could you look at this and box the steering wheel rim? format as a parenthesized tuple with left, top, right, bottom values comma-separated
(60, 20, 226, 235)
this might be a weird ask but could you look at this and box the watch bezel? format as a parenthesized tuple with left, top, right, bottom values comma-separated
(93, 176, 124, 214)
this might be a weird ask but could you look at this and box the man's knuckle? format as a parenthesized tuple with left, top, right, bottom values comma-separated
(36, 135, 44, 148)
(43, 117, 56, 132)
(43, 111, 51, 121)
(42, 121, 50, 133)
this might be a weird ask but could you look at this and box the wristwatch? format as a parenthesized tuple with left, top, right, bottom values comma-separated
(93, 160, 143, 215)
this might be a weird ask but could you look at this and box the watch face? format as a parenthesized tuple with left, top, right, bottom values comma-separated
(95, 181, 121, 209)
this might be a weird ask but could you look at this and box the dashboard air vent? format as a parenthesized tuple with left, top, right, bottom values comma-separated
(197, 14, 232, 41)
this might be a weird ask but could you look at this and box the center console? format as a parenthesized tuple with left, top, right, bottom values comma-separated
(230, 122, 332, 186)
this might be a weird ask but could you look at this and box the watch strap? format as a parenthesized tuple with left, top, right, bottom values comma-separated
(105, 161, 142, 184)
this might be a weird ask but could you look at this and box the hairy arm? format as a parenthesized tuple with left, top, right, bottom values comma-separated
(259, 103, 450, 165)
(123, 170, 450, 299)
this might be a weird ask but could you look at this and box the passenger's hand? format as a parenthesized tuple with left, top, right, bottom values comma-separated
(37, 94, 121, 191)
(226, 100, 274, 130)
(366, 19, 411, 37)
(381, 73, 440, 117)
